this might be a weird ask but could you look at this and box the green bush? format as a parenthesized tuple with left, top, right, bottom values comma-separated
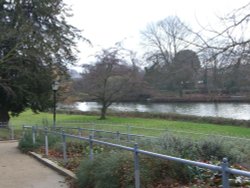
(157, 133, 249, 164)
(77, 151, 134, 188)
(18, 132, 43, 152)
(76, 151, 194, 188)
(18, 130, 60, 153)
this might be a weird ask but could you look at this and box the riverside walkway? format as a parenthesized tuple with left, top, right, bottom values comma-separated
(0, 141, 69, 188)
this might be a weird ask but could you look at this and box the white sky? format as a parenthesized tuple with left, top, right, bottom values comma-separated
(64, 0, 250, 68)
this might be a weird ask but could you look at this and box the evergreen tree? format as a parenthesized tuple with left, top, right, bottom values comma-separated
(0, 0, 83, 123)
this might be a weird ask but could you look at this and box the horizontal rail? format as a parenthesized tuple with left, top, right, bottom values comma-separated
(25, 126, 250, 176)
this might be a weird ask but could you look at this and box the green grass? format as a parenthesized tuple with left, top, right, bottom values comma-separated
(7, 110, 250, 139)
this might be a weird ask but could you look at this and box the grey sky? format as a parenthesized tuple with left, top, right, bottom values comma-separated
(64, 0, 250, 67)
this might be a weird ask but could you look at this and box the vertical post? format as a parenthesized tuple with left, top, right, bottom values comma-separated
(134, 143, 140, 188)
(127, 125, 131, 142)
(116, 131, 120, 142)
(221, 158, 229, 188)
(45, 127, 49, 157)
(62, 130, 67, 163)
(52, 80, 59, 129)
(53, 90, 56, 129)
(89, 135, 93, 161)
(92, 129, 95, 139)
(32, 126, 36, 144)
(78, 127, 82, 137)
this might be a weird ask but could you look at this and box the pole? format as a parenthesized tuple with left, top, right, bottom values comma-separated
(62, 130, 67, 163)
(53, 90, 56, 128)
(45, 127, 49, 157)
(134, 143, 140, 188)
(221, 158, 229, 188)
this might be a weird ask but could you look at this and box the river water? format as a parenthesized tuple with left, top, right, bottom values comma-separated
(75, 102, 250, 120)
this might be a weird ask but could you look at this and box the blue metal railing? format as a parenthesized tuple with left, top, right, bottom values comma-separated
(23, 125, 250, 188)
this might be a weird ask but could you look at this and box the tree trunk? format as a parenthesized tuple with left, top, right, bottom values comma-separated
(0, 108, 10, 125)
(100, 106, 107, 120)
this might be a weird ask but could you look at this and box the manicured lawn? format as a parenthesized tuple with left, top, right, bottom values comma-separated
(8, 110, 250, 139)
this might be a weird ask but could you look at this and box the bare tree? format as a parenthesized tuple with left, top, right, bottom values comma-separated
(141, 16, 201, 92)
(192, 3, 250, 93)
(79, 47, 140, 119)
(141, 16, 191, 66)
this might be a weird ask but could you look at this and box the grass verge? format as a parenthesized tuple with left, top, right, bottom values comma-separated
(9, 110, 250, 139)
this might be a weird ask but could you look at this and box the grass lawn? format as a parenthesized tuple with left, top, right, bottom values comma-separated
(7, 110, 250, 139)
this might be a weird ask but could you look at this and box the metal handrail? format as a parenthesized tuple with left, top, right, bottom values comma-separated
(23, 125, 250, 188)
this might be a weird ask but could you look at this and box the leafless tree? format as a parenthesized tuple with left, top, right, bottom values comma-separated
(79, 47, 141, 119)
(141, 16, 191, 67)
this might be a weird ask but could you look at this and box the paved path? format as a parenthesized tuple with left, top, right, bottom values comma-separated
(0, 141, 69, 188)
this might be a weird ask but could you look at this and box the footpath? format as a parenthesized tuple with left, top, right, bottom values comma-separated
(0, 141, 69, 188)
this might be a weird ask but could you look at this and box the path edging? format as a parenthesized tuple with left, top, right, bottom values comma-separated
(29, 152, 77, 180)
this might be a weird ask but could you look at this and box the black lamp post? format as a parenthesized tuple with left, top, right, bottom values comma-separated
(52, 81, 59, 128)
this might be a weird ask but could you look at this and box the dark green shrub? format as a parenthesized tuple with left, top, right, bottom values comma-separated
(76, 150, 194, 188)
(18, 130, 60, 153)
(18, 132, 43, 152)
(77, 151, 134, 188)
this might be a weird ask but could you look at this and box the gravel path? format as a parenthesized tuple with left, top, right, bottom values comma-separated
(0, 141, 69, 188)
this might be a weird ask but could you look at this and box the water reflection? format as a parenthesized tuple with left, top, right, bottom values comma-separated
(75, 102, 250, 120)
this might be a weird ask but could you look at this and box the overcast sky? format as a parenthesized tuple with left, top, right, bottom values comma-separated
(64, 0, 250, 68)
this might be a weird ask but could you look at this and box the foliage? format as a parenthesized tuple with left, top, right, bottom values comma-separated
(0, 0, 83, 122)
(18, 130, 60, 153)
(18, 132, 43, 153)
(76, 151, 195, 188)
(75, 133, 250, 187)
(157, 133, 250, 164)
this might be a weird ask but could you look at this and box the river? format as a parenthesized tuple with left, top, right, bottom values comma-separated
(74, 102, 250, 120)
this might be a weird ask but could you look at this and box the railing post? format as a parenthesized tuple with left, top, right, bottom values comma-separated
(221, 158, 229, 188)
(89, 135, 93, 161)
(78, 127, 82, 137)
(134, 143, 140, 188)
(116, 131, 120, 142)
(45, 127, 49, 157)
(127, 125, 131, 142)
(92, 129, 95, 139)
(32, 126, 36, 144)
(62, 130, 67, 163)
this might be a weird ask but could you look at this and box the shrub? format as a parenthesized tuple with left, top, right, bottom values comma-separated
(76, 150, 194, 188)
(18, 132, 43, 152)
(157, 133, 249, 164)
(77, 151, 134, 188)
(18, 130, 60, 153)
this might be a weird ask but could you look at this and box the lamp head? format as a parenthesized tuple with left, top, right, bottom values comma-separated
(52, 81, 59, 91)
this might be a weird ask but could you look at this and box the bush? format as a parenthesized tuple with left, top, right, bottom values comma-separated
(157, 133, 249, 164)
(77, 151, 134, 188)
(18, 130, 60, 153)
(76, 150, 194, 188)
(18, 132, 43, 152)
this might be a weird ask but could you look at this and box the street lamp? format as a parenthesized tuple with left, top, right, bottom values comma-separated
(52, 81, 59, 128)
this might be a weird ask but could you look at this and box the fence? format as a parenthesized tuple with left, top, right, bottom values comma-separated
(57, 121, 250, 142)
(23, 125, 250, 188)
